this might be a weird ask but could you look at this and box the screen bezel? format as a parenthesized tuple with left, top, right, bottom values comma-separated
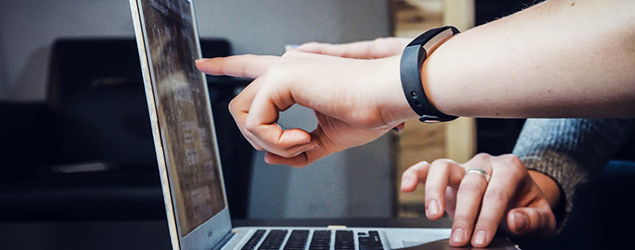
(129, 0, 233, 249)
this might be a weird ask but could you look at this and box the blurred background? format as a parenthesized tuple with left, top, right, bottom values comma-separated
(0, 0, 535, 222)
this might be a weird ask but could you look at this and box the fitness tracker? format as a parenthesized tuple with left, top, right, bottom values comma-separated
(400, 26, 460, 123)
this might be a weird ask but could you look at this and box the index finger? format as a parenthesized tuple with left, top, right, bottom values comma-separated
(295, 38, 409, 59)
(195, 55, 280, 78)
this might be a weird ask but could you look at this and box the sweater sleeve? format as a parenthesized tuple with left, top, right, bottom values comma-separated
(512, 118, 635, 231)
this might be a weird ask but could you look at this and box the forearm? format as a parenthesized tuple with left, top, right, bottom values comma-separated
(423, 0, 635, 118)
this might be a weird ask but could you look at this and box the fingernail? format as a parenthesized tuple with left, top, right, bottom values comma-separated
(474, 230, 487, 246)
(427, 200, 440, 217)
(452, 228, 465, 244)
(512, 211, 528, 232)
(304, 143, 319, 152)
(285, 44, 300, 52)
(195, 58, 209, 64)
(292, 144, 320, 157)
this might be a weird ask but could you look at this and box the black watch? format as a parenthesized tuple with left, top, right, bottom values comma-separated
(400, 26, 460, 123)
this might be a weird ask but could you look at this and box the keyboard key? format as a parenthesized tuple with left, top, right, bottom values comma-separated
(284, 230, 309, 250)
(242, 230, 267, 250)
(258, 230, 288, 250)
(358, 231, 383, 250)
(335, 230, 355, 250)
(309, 230, 331, 250)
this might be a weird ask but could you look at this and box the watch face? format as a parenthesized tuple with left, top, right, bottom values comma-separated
(422, 28, 456, 54)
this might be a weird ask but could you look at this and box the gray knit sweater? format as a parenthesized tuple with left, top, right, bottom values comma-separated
(512, 118, 635, 230)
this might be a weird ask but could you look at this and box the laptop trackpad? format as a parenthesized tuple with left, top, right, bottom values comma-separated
(402, 237, 519, 250)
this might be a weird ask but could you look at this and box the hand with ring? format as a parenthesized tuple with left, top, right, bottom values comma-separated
(400, 153, 561, 247)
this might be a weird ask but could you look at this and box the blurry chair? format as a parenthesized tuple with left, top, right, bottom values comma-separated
(0, 38, 253, 221)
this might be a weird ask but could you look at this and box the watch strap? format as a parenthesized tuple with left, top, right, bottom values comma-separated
(400, 26, 459, 123)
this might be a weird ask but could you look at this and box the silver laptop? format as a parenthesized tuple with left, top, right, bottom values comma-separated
(128, 1, 518, 250)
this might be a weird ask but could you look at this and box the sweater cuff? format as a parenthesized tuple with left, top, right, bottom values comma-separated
(520, 152, 588, 234)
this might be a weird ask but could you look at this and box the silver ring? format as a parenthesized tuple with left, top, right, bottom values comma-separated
(465, 168, 490, 183)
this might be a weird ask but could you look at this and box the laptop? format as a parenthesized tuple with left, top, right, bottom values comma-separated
(128, 1, 519, 250)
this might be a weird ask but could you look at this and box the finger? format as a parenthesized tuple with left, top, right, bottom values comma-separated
(231, 74, 316, 156)
(296, 38, 409, 59)
(228, 78, 265, 150)
(444, 186, 459, 217)
(264, 151, 309, 167)
(295, 41, 373, 58)
(471, 156, 526, 247)
(263, 142, 325, 168)
(425, 159, 464, 220)
(450, 158, 492, 247)
(247, 124, 314, 158)
(263, 127, 339, 167)
(506, 201, 556, 237)
(400, 161, 431, 193)
(195, 55, 280, 78)
(263, 142, 321, 167)
(244, 71, 323, 157)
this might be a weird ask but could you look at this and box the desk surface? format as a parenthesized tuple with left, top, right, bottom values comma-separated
(0, 217, 452, 250)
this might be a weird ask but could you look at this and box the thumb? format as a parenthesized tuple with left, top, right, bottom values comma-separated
(506, 205, 557, 237)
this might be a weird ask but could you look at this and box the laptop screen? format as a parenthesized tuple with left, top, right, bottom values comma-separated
(139, 0, 226, 236)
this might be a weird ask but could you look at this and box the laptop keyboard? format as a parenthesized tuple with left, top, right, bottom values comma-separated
(241, 230, 384, 250)
(286, 230, 310, 250)
(309, 230, 330, 250)
(242, 230, 267, 250)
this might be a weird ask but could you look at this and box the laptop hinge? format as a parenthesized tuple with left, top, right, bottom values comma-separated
(211, 232, 235, 250)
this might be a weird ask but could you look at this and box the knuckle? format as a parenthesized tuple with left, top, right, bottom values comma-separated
(496, 154, 527, 180)
(431, 159, 454, 170)
(228, 99, 238, 114)
(475, 152, 491, 158)
(474, 153, 492, 161)
(265, 64, 291, 83)
(499, 154, 524, 168)
(243, 119, 259, 134)
(411, 161, 430, 172)
(266, 63, 283, 75)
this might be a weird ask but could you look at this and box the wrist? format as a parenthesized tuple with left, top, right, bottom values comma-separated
(375, 56, 419, 125)
(401, 26, 460, 123)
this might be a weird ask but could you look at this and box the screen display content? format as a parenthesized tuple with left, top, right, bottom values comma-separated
(140, 0, 225, 236)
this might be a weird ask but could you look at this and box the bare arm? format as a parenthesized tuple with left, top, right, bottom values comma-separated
(196, 0, 635, 166)
(424, 0, 635, 118)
